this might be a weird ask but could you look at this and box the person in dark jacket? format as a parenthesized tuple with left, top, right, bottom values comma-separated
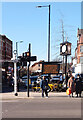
(75, 74, 82, 97)
(40, 76, 48, 98)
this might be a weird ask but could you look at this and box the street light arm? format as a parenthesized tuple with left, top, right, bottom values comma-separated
(36, 5, 49, 8)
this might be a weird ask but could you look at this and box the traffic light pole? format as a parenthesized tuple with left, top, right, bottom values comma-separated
(65, 55, 67, 90)
(27, 63, 29, 97)
(27, 44, 31, 97)
(18, 43, 36, 97)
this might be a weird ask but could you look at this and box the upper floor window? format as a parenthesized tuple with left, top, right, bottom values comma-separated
(80, 45, 83, 53)
(80, 56, 83, 64)
(38, 64, 40, 67)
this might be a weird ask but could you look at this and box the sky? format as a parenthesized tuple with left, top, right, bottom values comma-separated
(1, 2, 81, 64)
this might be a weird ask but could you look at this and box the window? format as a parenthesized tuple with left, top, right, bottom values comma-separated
(38, 64, 40, 67)
(80, 57, 83, 64)
(80, 45, 83, 53)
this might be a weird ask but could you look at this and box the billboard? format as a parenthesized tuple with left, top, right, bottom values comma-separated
(42, 62, 60, 74)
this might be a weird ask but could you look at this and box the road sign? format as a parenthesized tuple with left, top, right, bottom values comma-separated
(20, 56, 36, 62)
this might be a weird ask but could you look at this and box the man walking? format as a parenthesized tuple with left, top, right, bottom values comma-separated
(40, 76, 48, 98)
(75, 74, 82, 97)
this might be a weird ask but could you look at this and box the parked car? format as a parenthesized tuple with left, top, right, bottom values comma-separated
(49, 75, 63, 92)
(22, 76, 31, 88)
(22, 76, 39, 89)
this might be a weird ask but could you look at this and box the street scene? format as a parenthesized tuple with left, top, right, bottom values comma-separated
(0, 1, 83, 120)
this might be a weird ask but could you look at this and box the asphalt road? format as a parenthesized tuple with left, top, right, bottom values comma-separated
(2, 96, 81, 119)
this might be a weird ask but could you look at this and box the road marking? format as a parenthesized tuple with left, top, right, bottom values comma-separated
(0, 100, 19, 102)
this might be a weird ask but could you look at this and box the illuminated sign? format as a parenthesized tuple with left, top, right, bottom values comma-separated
(42, 62, 60, 74)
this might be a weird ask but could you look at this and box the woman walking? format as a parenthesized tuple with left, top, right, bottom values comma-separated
(68, 75, 75, 97)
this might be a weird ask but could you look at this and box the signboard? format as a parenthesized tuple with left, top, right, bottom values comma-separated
(42, 62, 60, 74)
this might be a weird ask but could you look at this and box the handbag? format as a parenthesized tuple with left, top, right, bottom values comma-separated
(66, 88, 71, 95)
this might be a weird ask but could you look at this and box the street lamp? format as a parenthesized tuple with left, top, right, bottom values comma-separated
(16, 41, 23, 59)
(36, 5, 51, 62)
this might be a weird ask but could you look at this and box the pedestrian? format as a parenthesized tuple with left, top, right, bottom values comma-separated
(66, 72, 70, 89)
(68, 75, 75, 97)
(75, 74, 82, 97)
(40, 76, 48, 98)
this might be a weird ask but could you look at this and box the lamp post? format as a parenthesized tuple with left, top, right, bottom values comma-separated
(16, 41, 23, 90)
(16, 41, 23, 59)
(36, 5, 51, 62)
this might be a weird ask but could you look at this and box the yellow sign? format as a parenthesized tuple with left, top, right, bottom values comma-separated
(43, 64, 59, 74)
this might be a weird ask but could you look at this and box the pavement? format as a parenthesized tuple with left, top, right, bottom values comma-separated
(1, 91, 83, 100)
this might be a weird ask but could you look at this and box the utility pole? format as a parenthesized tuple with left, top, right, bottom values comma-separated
(36, 5, 51, 62)
(27, 43, 31, 97)
(48, 5, 51, 62)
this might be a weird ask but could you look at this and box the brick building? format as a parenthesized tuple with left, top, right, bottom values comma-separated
(0, 35, 12, 61)
(30, 60, 44, 74)
(0, 35, 13, 84)
(75, 28, 83, 74)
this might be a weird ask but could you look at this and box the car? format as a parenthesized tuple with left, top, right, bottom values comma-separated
(22, 76, 31, 88)
(22, 76, 38, 88)
(49, 75, 63, 92)
(51, 76, 60, 81)
(30, 76, 38, 84)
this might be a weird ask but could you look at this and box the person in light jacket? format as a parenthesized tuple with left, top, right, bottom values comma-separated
(68, 75, 75, 97)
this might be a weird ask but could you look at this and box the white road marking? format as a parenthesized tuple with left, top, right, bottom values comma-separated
(0, 100, 19, 102)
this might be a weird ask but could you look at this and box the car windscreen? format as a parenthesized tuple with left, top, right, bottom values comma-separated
(51, 80, 59, 83)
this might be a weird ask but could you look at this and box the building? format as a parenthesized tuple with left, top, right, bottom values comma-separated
(0, 35, 13, 84)
(0, 35, 12, 61)
(30, 60, 44, 75)
(72, 28, 83, 74)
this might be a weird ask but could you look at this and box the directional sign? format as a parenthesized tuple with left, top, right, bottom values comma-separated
(20, 56, 37, 62)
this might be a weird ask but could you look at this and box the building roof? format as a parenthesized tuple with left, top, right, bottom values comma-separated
(31, 60, 44, 67)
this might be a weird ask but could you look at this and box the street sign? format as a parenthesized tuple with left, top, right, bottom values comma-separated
(20, 56, 37, 62)
(42, 62, 60, 74)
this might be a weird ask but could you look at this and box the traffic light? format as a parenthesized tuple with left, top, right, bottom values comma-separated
(23, 51, 30, 58)
(26, 52, 30, 57)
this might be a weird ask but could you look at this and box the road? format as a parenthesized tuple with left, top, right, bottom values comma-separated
(2, 93, 82, 119)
